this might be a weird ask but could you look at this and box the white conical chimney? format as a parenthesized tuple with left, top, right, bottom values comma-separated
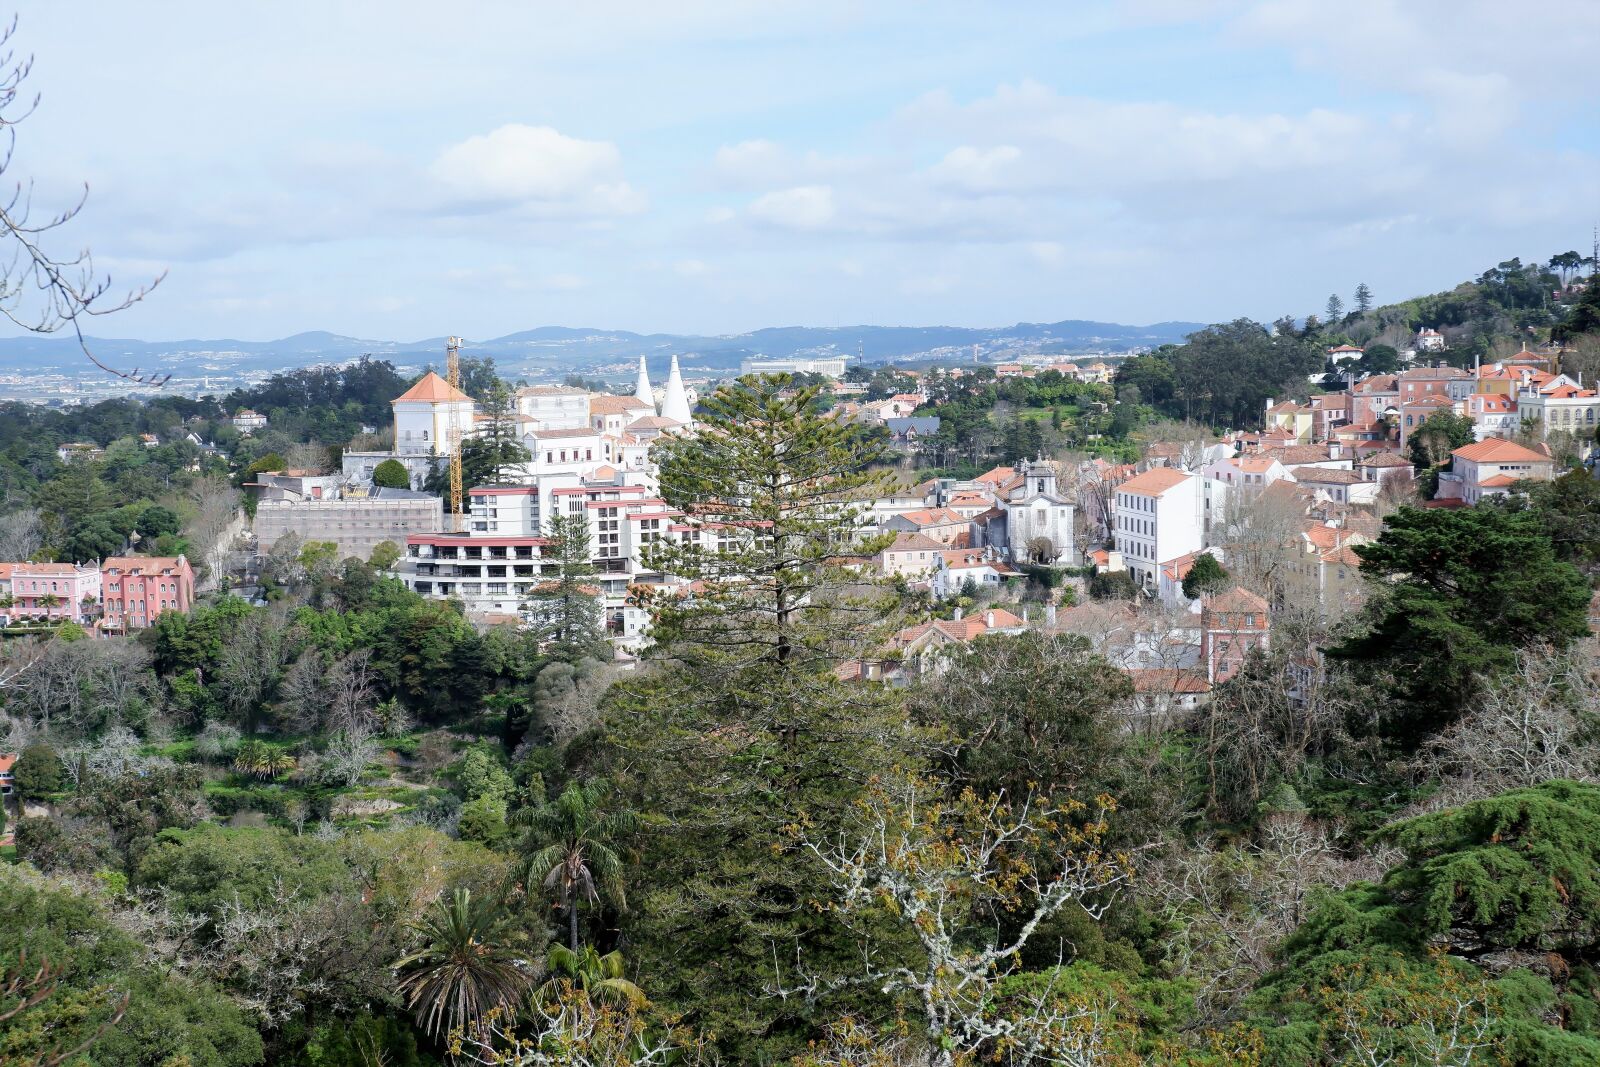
(633, 356, 655, 413)
(662, 354, 692, 424)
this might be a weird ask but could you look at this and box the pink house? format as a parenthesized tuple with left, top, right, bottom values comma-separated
(3, 562, 101, 623)
(1199, 586, 1270, 684)
(101, 555, 195, 632)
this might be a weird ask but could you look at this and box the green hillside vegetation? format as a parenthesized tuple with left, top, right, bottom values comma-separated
(5, 370, 1600, 1066)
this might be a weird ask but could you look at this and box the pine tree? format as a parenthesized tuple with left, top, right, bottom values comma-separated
(1353, 282, 1373, 313)
(597, 375, 922, 1059)
(523, 512, 607, 663)
(1325, 293, 1344, 323)
(644, 373, 901, 684)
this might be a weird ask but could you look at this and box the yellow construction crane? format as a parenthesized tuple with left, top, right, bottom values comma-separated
(446, 336, 464, 530)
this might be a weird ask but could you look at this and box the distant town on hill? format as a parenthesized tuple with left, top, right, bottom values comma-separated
(0, 318, 1204, 400)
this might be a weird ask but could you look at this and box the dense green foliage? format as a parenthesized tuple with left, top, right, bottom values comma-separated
(1331, 505, 1591, 744)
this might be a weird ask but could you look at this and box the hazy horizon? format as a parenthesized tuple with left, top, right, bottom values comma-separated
(11, 2, 1599, 342)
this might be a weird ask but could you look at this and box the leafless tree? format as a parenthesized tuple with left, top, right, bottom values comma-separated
(184, 474, 240, 582)
(275, 652, 324, 733)
(534, 658, 620, 751)
(0, 17, 165, 384)
(214, 608, 293, 731)
(1218, 487, 1307, 603)
(282, 441, 331, 475)
(311, 727, 379, 787)
(0, 506, 43, 560)
(1419, 646, 1600, 806)
(1142, 816, 1375, 1022)
(780, 773, 1131, 1067)
(1137, 419, 1215, 472)
(1196, 632, 1357, 821)
(325, 649, 378, 735)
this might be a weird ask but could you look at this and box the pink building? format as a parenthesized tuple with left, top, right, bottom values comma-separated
(100, 555, 195, 632)
(1199, 586, 1270, 684)
(2, 562, 101, 623)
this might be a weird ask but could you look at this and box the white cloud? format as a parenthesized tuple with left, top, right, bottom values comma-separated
(674, 258, 710, 276)
(749, 185, 837, 230)
(1028, 241, 1066, 267)
(430, 124, 643, 215)
(928, 145, 1023, 192)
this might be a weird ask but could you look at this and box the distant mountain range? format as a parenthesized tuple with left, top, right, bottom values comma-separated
(0, 319, 1207, 380)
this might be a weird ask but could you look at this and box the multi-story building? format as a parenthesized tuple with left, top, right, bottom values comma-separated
(1002, 459, 1076, 565)
(1436, 437, 1554, 505)
(1112, 467, 1203, 590)
(232, 409, 268, 431)
(877, 532, 944, 580)
(1199, 586, 1269, 684)
(3, 563, 100, 624)
(253, 488, 443, 562)
(399, 533, 556, 618)
(739, 355, 849, 377)
(100, 556, 193, 632)
(1515, 375, 1600, 445)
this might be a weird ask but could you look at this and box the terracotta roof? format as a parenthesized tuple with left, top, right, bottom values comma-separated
(589, 394, 652, 415)
(1117, 467, 1191, 497)
(1264, 445, 1341, 465)
(1290, 466, 1365, 485)
(897, 507, 967, 527)
(531, 427, 600, 440)
(395, 371, 471, 404)
(975, 465, 1017, 486)
(1202, 585, 1268, 615)
(1320, 545, 1363, 567)
(102, 556, 187, 573)
(1452, 437, 1550, 464)
(1358, 452, 1411, 467)
(1127, 668, 1211, 695)
(884, 532, 945, 553)
(626, 415, 683, 430)
(0, 753, 15, 774)
(1477, 474, 1521, 488)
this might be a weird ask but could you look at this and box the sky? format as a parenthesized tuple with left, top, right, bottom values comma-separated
(10, 0, 1600, 341)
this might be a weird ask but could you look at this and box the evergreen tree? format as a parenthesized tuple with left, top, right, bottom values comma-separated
(1181, 552, 1229, 599)
(1330, 505, 1591, 744)
(371, 458, 409, 489)
(589, 375, 920, 1060)
(1325, 293, 1344, 323)
(522, 512, 607, 663)
(476, 381, 530, 482)
(1353, 281, 1373, 313)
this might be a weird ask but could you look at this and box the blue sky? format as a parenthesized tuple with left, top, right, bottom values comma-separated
(12, 1, 1600, 340)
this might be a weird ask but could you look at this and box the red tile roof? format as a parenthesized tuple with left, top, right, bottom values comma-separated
(395, 371, 471, 404)
(1452, 437, 1550, 464)
(1117, 467, 1191, 496)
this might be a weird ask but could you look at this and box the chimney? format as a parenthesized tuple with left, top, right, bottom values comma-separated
(985, 610, 995, 629)
(1045, 603, 1058, 627)
(953, 607, 963, 621)
(1265, 396, 1275, 413)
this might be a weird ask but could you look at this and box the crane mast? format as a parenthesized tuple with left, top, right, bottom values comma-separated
(446, 336, 464, 530)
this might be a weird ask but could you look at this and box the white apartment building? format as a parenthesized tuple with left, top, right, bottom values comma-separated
(740, 355, 849, 377)
(1112, 467, 1204, 590)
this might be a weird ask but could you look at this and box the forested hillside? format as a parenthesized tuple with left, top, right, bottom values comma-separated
(6, 372, 1600, 1066)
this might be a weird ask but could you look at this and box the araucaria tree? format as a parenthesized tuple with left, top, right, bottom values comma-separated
(523, 512, 607, 662)
(644, 372, 900, 690)
(590, 374, 916, 1059)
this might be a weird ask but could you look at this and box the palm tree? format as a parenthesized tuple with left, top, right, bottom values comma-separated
(395, 888, 530, 1040)
(232, 740, 296, 780)
(533, 944, 646, 1010)
(514, 779, 636, 951)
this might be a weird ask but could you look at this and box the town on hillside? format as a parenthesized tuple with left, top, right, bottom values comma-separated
(9, 3, 1600, 1060)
